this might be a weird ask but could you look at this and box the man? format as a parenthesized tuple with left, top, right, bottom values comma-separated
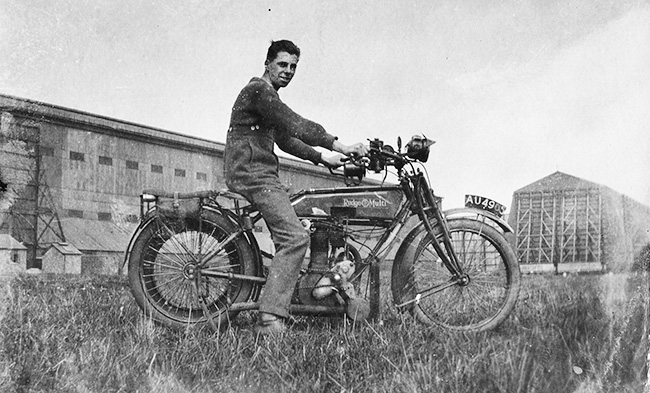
(224, 40, 368, 335)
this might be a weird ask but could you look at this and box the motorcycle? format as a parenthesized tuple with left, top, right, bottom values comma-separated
(124, 135, 521, 332)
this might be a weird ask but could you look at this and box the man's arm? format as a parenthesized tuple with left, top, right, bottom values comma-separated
(275, 131, 322, 165)
(250, 82, 337, 150)
(276, 132, 350, 168)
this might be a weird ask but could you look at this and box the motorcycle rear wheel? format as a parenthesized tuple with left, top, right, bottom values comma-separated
(391, 218, 520, 332)
(127, 212, 258, 330)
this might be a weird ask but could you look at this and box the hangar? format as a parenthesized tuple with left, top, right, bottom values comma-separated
(0, 94, 345, 273)
(508, 171, 650, 273)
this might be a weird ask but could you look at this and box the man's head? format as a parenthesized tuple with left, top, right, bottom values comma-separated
(265, 40, 300, 63)
(263, 40, 300, 90)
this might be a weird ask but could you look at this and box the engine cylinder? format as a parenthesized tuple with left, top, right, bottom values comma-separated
(309, 225, 329, 271)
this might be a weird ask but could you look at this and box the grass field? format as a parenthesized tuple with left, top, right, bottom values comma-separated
(0, 270, 647, 393)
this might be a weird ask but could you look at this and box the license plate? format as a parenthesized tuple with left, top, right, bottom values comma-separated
(465, 195, 506, 217)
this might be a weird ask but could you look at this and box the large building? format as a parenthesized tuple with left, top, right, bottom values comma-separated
(508, 171, 650, 273)
(0, 94, 348, 273)
(5, 94, 647, 275)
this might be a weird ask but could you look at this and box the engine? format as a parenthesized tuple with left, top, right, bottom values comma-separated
(293, 220, 369, 320)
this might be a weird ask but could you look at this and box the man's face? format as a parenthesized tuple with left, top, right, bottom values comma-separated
(265, 51, 299, 90)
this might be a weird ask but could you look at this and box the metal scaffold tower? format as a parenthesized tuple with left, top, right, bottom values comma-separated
(0, 115, 65, 268)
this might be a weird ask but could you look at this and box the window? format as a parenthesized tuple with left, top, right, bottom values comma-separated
(40, 146, 54, 157)
(68, 209, 83, 218)
(69, 151, 85, 161)
(98, 212, 112, 221)
(99, 156, 113, 166)
(174, 169, 186, 177)
(126, 160, 139, 170)
(196, 172, 207, 181)
(151, 164, 163, 174)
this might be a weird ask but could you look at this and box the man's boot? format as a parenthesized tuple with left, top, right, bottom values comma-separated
(255, 312, 286, 335)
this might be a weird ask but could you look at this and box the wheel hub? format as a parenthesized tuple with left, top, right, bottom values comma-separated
(183, 263, 198, 280)
(457, 273, 471, 287)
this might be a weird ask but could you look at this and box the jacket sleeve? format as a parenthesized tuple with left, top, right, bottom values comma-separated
(275, 131, 322, 165)
(250, 83, 337, 150)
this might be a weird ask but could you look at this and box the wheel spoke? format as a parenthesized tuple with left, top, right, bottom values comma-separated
(143, 257, 185, 272)
(392, 218, 520, 332)
(147, 243, 189, 268)
(129, 214, 258, 329)
(147, 274, 186, 296)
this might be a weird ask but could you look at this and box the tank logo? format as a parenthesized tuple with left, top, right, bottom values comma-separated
(343, 198, 388, 208)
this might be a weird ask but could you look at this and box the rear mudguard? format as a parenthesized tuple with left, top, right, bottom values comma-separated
(122, 205, 264, 300)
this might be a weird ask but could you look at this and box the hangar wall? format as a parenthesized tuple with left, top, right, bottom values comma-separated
(0, 94, 347, 272)
(508, 171, 650, 272)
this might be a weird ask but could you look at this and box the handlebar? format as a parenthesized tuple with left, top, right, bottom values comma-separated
(333, 135, 435, 185)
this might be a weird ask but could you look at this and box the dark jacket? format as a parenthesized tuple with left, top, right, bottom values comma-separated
(224, 77, 337, 191)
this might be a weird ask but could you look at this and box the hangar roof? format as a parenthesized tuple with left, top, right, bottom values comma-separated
(514, 171, 603, 194)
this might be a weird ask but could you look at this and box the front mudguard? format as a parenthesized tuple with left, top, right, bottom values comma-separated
(394, 207, 514, 267)
(443, 207, 514, 245)
(443, 207, 512, 232)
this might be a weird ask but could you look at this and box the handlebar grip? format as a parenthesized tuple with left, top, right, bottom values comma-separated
(369, 146, 401, 160)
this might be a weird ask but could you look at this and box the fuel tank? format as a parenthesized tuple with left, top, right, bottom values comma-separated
(291, 186, 405, 221)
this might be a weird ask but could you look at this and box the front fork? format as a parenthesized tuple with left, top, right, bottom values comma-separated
(415, 179, 469, 286)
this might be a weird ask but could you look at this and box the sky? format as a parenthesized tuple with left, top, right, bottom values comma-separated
(1, 0, 649, 210)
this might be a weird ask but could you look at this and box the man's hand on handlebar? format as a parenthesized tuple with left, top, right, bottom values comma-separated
(332, 140, 370, 157)
(320, 152, 348, 169)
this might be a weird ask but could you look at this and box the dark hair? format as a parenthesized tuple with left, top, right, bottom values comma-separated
(266, 40, 300, 63)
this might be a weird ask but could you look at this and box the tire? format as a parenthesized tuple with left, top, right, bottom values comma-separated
(391, 218, 520, 332)
(127, 211, 259, 330)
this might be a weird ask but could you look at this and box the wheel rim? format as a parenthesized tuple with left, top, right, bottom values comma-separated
(414, 227, 512, 329)
(140, 219, 244, 323)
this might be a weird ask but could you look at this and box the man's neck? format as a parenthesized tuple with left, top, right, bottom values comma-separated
(260, 74, 280, 91)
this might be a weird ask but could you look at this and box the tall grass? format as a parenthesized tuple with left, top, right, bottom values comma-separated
(0, 272, 647, 393)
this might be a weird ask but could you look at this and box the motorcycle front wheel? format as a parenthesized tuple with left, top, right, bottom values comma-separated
(391, 218, 520, 332)
(127, 212, 259, 330)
